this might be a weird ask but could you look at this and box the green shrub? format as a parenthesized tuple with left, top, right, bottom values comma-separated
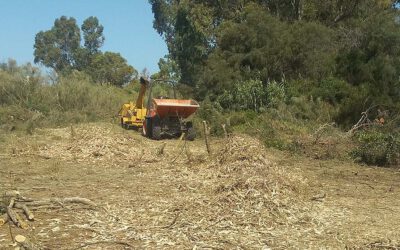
(0, 68, 132, 131)
(216, 79, 267, 111)
(311, 77, 353, 105)
(195, 97, 226, 136)
(266, 80, 286, 108)
(216, 79, 287, 112)
(351, 129, 400, 166)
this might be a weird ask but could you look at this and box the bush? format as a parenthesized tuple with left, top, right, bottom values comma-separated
(0, 68, 132, 131)
(266, 80, 286, 108)
(194, 97, 227, 136)
(216, 79, 267, 112)
(351, 129, 400, 166)
(311, 77, 353, 105)
(216, 79, 287, 112)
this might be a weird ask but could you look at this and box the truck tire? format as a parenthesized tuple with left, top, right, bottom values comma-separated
(152, 126, 161, 140)
(186, 127, 196, 141)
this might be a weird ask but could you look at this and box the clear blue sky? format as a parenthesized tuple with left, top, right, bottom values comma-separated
(0, 0, 168, 74)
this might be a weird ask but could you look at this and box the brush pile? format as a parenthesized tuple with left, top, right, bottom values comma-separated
(1, 124, 347, 248)
(211, 135, 306, 218)
(70, 134, 325, 248)
(34, 124, 156, 167)
(193, 135, 317, 248)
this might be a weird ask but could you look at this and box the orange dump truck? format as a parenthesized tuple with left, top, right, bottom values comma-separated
(142, 81, 200, 140)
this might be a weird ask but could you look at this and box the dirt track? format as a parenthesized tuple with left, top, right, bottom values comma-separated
(0, 123, 399, 249)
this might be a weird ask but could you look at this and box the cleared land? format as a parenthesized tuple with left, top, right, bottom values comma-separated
(0, 123, 399, 249)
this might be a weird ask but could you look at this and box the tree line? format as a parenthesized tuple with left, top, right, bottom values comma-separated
(149, 0, 400, 126)
(34, 16, 137, 86)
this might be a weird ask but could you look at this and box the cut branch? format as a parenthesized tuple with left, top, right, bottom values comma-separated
(15, 234, 40, 250)
(203, 121, 211, 154)
(0, 213, 9, 226)
(15, 203, 34, 221)
(75, 240, 133, 249)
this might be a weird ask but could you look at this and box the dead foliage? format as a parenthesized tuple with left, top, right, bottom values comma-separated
(1, 123, 398, 249)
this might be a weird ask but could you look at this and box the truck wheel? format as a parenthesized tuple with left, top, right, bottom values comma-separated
(186, 127, 196, 141)
(152, 126, 162, 140)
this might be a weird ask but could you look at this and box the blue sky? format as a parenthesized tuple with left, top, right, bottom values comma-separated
(0, 0, 168, 73)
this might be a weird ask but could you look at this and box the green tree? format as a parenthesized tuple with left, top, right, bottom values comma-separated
(199, 4, 335, 97)
(0, 58, 18, 73)
(81, 16, 105, 54)
(150, 0, 215, 86)
(336, 11, 400, 98)
(34, 16, 81, 73)
(85, 52, 137, 86)
(149, 2, 399, 88)
(75, 16, 105, 71)
(33, 15, 136, 86)
(153, 55, 181, 82)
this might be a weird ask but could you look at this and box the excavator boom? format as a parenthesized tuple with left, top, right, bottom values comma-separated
(136, 77, 148, 109)
(118, 77, 148, 129)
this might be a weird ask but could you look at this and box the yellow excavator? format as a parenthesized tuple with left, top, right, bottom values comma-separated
(118, 77, 149, 129)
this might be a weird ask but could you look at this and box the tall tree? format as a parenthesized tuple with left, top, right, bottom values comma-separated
(34, 16, 80, 73)
(150, 0, 215, 86)
(33, 15, 136, 86)
(81, 16, 105, 54)
(75, 17, 105, 71)
(85, 52, 137, 86)
(336, 11, 400, 96)
(154, 55, 181, 82)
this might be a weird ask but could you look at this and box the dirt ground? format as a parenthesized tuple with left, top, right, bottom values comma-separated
(0, 122, 399, 249)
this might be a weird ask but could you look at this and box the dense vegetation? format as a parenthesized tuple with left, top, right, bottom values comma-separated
(1, 2, 399, 166)
(0, 60, 131, 133)
(149, 0, 400, 165)
(149, 0, 400, 122)
(148, 0, 400, 166)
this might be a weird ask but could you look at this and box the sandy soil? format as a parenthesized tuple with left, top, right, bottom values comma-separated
(0, 123, 399, 249)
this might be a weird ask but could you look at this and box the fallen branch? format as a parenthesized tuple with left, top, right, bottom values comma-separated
(4, 190, 20, 198)
(347, 105, 388, 135)
(157, 142, 167, 156)
(2, 192, 96, 229)
(310, 193, 326, 202)
(14, 203, 34, 221)
(15, 234, 40, 250)
(348, 112, 369, 135)
(160, 212, 180, 229)
(61, 197, 97, 207)
(366, 241, 399, 250)
(171, 139, 187, 163)
(74, 240, 133, 249)
(19, 197, 96, 208)
(312, 123, 335, 144)
(0, 213, 9, 226)
(7, 206, 21, 228)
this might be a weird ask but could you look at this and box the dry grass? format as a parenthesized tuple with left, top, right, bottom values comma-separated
(1, 123, 400, 249)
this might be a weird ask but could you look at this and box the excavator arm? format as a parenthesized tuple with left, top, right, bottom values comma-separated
(119, 77, 149, 129)
(136, 77, 148, 109)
